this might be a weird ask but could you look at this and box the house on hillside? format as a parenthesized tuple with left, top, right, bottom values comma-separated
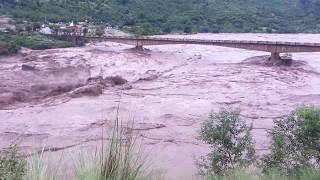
(87, 25, 97, 36)
(51, 21, 85, 36)
(39, 24, 52, 34)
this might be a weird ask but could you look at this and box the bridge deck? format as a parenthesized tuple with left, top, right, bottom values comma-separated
(98, 36, 320, 47)
(62, 35, 320, 62)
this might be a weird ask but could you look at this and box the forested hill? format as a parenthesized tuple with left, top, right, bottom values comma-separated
(1, 0, 320, 34)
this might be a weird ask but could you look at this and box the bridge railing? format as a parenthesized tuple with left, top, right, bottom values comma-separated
(52, 33, 320, 47)
(101, 36, 320, 46)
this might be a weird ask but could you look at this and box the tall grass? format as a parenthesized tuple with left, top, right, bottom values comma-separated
(75, 115, 152, 180)
(0, 113, 156, 180)
(25, 148, 66, 180)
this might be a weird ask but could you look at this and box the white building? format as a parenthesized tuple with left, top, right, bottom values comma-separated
(39, 27, 52, 34)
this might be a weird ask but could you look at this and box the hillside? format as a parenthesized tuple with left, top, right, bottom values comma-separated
(1, 0, 320, 34)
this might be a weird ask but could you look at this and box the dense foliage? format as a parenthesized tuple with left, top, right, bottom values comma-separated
(199, 108, 256, 176)
(199, 106, 320, 179)
(1, 0, 320, 35)
(261, 106, 320, 174)
(0, 145, 26, 180)
(0, 33, 78, 55)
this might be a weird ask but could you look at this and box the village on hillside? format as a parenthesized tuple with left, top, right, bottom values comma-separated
(0, 16, 128, 55)
(0, 16, 129, 37)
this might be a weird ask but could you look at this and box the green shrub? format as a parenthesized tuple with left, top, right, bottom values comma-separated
(0, 34, 76, 55)
(205, 168, 320, 180)
(198, 108, 256, 176)
(262, 106, 320, 175)
(0, 34, 21, 54)
(0, 145, 26, 180)
(19, 35, 74, 50)
(7, 41, 21, 54)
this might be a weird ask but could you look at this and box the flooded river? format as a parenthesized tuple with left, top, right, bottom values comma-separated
(1, 33, 320, 179)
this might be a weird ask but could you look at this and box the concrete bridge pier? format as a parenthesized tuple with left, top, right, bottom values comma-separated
(135, 41, 144, 50)
(270, 51, 281, 64)
(135, 45, 144, 50)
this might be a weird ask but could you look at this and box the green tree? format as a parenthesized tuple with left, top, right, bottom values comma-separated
(262, 106, 320, 174)
(25, 24, 33, 34)
(32, 22, 41, 31)
(49, 24, 60, 36)
(15, 24, 25, 34)
(0, 145, 26, 180)
(198, 108, 256, 176)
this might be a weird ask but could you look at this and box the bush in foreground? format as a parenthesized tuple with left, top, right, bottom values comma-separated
(198, 108, 256, 176)
(0, 145, 26, 180)
(75, 117, 152, 180)
(200, 106, 320, 180)
(205, 168, 320, 180)
(261, 106, 320, 175)
(0, 116, 155, 180)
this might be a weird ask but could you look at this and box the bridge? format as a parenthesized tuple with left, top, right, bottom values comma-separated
(71, 35, 320, 63)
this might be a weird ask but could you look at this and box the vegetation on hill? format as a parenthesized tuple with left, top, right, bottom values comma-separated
(0, 33, 77, 55)
(1, 0, 320, 35)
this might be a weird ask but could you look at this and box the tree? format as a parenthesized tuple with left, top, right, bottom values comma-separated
(118, 0, 129, 4)
(2, 0, 320, 34)
(25, 24, 33, 34)
(15, 24, 25, 34)
(262, 106, 320, 175)
(49, 24, 60, 36)
(0, 145, 26, 180)
(32, 22, 41, 31)
(198, 108, 256, 176)
(183, 25, 192, 34)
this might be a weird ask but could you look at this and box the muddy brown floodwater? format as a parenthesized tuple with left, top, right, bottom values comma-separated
(1, 33, 320, 179)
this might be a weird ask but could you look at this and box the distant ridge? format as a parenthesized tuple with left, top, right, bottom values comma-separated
(0, 0, 320, 35)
